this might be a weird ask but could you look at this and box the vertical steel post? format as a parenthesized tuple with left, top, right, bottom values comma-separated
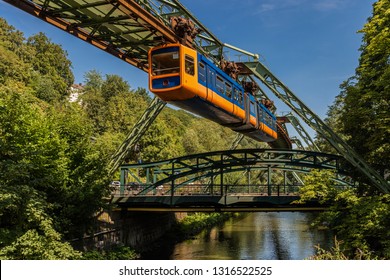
(211, 173, 214, 195)
(267, 166, 272, 196)
(171, 162, 175, 206)
(146, 168, 150, 184)
(120, 167, 126, 196)
(247, 168, 251, 194)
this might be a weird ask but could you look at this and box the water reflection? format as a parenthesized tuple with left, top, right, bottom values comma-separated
(170, 212, 333, 260)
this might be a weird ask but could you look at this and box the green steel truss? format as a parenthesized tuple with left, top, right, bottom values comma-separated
(118, 149, 353, 196)
(286, 112, 320, 151)
(4, 0, 230, 66)
(109, 96, 166, 174)
(243, 62, 390, 193)
(5, 0, 180, 70)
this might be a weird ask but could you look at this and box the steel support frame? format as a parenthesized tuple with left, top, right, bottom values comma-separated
(286, 112, 320, 151)
(119, 164, 348, 197)
(119, 149, 351, 195)
(244, 62, 390, 193)
(109, 97, 166, 174)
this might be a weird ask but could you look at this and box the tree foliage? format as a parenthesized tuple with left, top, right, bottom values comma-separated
(0, 85, 79, 259)
(297, 170, 339, 204)
(0, 19, 107, 259)
(322, 0, 390, 185)
(299, 170, 390, 259)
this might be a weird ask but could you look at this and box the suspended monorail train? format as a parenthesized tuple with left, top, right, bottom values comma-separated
(148, 43, 277, 142)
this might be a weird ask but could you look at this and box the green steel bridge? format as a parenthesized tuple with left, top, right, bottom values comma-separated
(4, 0, 389, 212)
(109, 148, 352, 211)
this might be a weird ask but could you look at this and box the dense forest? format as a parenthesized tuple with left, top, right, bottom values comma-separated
(0, 0, 389, 260)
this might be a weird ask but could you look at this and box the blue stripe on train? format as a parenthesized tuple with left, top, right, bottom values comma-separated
(152, 76, 181, 89)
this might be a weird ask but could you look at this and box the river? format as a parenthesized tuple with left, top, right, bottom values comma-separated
(146, 212, 333, 260)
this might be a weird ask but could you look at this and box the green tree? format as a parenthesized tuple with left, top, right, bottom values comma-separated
(329, 0, 390, 186)
(0, 186, 80, 260)
(48, 102, 111, 238)
(298, 170, 390, 259)
(297, 170, 339, 204)
(101, 74, 130, 101)
(84, 69, 103, 90)
(27, 32, 74, 100)
(0, 85, 80, 259)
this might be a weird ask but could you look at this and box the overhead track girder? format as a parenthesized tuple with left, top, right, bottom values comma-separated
(5, 0, 181, 71)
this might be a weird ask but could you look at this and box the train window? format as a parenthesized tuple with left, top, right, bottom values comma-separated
(185, 55, 194, 75)
(225, 83, 232, 98)
(234, 88, 243, 105)
(265, 113, 272, 126)
(151, 47, 180, 75)
(199, 62, 206, 83)
(260, 107, 265, 121)
(250, 101, 255, 114)
(216, 75, 224, 94)
(208, 68, 215, 87)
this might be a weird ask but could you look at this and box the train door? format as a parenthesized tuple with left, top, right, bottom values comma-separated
(206, 66, 215, 102)
(255, 101, 261, 129)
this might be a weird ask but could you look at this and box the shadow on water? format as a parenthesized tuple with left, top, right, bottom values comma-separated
(142, 212, 333, 260)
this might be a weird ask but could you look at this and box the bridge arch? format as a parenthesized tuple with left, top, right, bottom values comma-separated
(118, 149, 354, 196)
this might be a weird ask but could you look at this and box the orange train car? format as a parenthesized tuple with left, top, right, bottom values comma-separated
(148, 43, 277, 142)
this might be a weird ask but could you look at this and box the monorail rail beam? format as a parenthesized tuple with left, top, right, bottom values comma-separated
(244, 61, 390, 194)
(135, 0, 225, 63)
(4, 0, 182, 70)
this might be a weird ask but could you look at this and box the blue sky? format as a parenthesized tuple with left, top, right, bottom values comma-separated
(0, 0, 375, 124)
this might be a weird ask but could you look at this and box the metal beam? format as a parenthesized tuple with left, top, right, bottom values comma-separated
(50, 1, 110, 14)
(109, 96, 166, 175)
(4, 0, 180, 71)
(119, 148, 353, 195)
(286, 112, 320, 151)
(244, 61, 390, 193)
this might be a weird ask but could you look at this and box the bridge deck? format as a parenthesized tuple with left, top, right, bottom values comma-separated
(110, 193, 326, 212)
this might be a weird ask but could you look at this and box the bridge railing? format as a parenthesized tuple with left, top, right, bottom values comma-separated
(110, 183, 302, 197)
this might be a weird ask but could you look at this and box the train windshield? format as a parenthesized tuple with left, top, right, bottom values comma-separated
(151, 47, 180, 76)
